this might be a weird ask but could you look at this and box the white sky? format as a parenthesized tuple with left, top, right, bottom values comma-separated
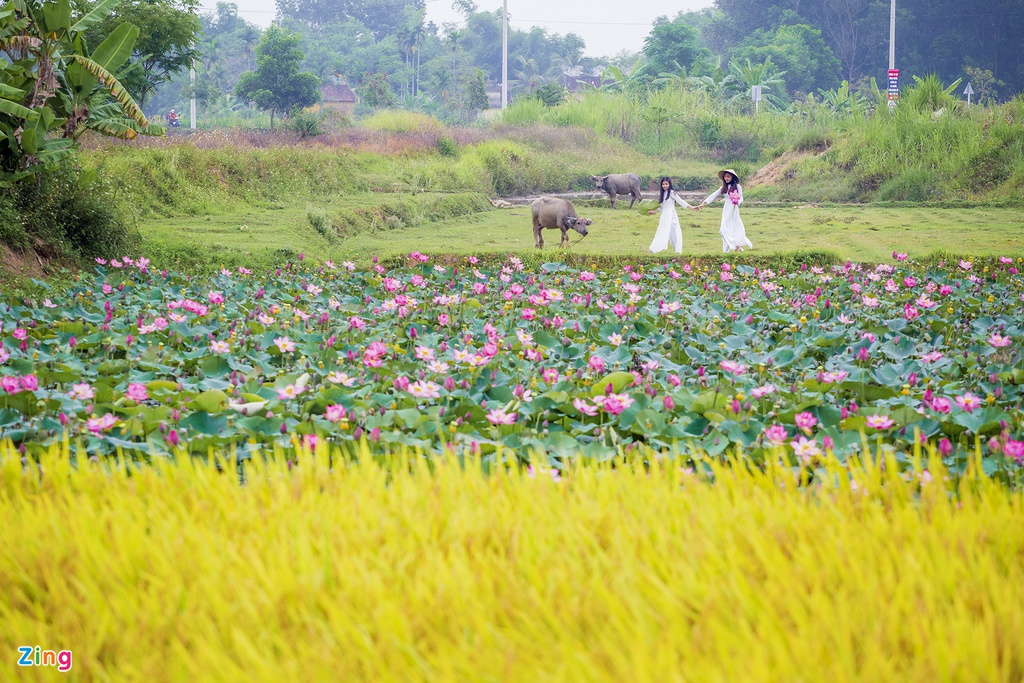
(199, 0, 715, 58)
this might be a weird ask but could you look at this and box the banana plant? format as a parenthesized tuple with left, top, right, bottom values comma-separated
(725, 56, 787, 110)
(0, 0, 162, 186)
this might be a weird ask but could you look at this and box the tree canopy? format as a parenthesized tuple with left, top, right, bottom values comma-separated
(234, 25, 321, 128)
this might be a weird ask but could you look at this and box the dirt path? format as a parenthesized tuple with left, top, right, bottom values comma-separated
(497, 190, 707, 206)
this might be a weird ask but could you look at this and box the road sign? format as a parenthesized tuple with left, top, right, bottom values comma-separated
(887, 69, 900, 103)
(964, 82, 974, 107)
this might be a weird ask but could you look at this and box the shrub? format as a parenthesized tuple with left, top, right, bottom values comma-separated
(288, 109, 326, 139)
(793, 127, 834, 152)
(9, 167, 137, 260)
(306, 205, 333, 240)
(436, 136, 459, 157)
(876, 168, 938, 202)
(0, 193, 27, 251)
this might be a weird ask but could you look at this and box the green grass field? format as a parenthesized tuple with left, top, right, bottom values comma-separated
(137, 193, 1024, 268)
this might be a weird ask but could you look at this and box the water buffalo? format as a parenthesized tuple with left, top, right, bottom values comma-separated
(591, 173, 642, 209)
(531, 197, 592, 249)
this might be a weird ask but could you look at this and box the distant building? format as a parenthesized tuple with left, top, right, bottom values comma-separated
(312, 82, 358, 116)
(561, 66, 603, 92)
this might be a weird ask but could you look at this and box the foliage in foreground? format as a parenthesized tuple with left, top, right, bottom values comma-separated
(2, 442, 1023, 681)
(1, 253, 1022, 479)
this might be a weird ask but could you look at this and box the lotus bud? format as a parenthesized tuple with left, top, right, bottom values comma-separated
(444, 376, 455, 392)
(69, 336, 76, 348)
(939, 438, 953, 456)
(59, 412, 69, 426)
(823, 436, 834, 451)
(841, 407, 849, 420)
(663, 395, 675, 411)
(279, 423, 288, 434)
(167, 430, 180, 446)
(857, 347, 869, 361)
(370, 427, 381, 442)
(353, 425, 363, 439)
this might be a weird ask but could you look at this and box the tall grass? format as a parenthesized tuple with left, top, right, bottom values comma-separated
(3, 440, 1023, 681)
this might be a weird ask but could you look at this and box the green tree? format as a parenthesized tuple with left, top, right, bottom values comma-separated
(82, 0, 202, 109)
(732, 24, 840, 97)
(0, 0, 159, 184)
(234, 25, 321, 129)
(642, 16, 705, 80)
(464, 68, 488, 120)
(357, 71, 397, 109)
(533, 81, 565, 107)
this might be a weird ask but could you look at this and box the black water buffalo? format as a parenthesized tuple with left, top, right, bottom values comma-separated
(591, 173, 642, 209)
(531, 197, 592, 249)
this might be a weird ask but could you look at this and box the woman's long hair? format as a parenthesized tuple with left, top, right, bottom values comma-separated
(720, 175, 739, 195)
(659, 177, 674, 204)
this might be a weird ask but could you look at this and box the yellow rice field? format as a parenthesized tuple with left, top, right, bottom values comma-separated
(2, 443, 1024, 682)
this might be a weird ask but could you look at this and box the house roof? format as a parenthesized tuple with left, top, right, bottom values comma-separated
(322, 83, 357, 102)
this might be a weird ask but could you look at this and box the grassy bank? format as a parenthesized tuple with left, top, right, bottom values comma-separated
(137, 200, 1024, 270)
(501, 86, 1024, 204)
(2, 443, 1022, 681)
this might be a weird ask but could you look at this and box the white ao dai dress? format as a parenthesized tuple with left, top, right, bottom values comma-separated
(702, 184, 753, 253)
(649, 190, 691, 254)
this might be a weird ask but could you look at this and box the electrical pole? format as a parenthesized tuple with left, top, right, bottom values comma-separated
(190, 39, 197, 130)
(501, 0, 508, 110)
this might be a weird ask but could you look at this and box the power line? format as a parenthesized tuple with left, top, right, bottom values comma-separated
(511, 18, 653, 26)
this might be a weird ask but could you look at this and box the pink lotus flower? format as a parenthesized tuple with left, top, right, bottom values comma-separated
(393, 376, 410, 392)
(955, 393, 982, 413)
(302, 434, 319, 450)
(87, 414, 119, 434)
(751, 384, 776, 399)
(276, 384, 305, 400)
(574, 398, 599, 416)
(486, 408, 518, 425)
(208, 291, 225, 304)
(274, 336, 296, 353)
(1, 375, 22, 393)
(68, 383, 95, 400)
(794, 411, 817, 431)
(579, 271, 595, 282)
(929, 396, 952, 414)
(988, 333, 1012, 348)
(719, 360, 747, 376)
(126, 383, 149, 402)
(325, 404, 348, 422)
(210, 340, 230, 354)
(595, 393, 634, 415)
(408, 380, 441, 399)
(12, 328, 27, 340)
(865, 414, 894, 429)
(920, 351, 943, 363)
(790, 436, 821, 462)
(821, 371, 848, 384)
(19, 374, 38, 391)
(1005, 440, 1024, 464)
(892, 251, 907, 261)
(326, 372, 357, 386)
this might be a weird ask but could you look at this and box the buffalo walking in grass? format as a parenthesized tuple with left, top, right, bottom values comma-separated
(531, 197, 592, 249)
(591, 173, 643, 209)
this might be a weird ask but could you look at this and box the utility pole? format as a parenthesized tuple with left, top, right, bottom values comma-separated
(887, 0, 898, 109)
(190, 40, 197, 130)
(501, 0, 508, 110)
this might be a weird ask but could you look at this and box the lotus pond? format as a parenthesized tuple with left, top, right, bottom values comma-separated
(2, 252, 1022, 478)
